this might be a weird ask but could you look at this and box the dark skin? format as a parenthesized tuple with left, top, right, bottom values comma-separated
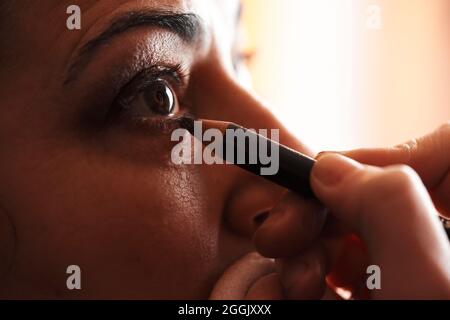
(1, 0, 448, 299)
(0, 0, 327, 299)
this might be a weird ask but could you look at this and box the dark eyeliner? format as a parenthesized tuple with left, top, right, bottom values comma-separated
(107, 64, 187, 122)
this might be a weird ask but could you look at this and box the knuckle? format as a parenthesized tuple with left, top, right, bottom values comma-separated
(436, 122, 450, 149)
(392, 164, 418, 177)
(437, 121, 450, 133)
(394, 139, 418, 162)
(355, 166, 423, 228)
(385, 165, 420, 190)
(363, 165, 419, 202)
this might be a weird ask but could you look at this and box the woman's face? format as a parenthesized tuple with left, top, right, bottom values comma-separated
(0, 0, 311, 298)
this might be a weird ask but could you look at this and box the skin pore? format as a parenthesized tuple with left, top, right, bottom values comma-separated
(0, 0, 315, 298)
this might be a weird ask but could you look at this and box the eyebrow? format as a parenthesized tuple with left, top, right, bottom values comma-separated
(65, 10, 203, 85)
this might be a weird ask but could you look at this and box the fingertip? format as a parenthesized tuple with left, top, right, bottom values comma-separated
(311, 154, 363, 191)
(245, 273, 284, 300)
(315, 151, 341, 160)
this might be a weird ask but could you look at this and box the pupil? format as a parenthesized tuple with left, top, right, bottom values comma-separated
(144, 80, 175, 115)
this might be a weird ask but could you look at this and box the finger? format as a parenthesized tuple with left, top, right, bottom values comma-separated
(254, 193, 327, 258)
(311, 154, 450, 298)
(209, 252, 276, 300)
(321, 213, 353, 238)
(332, 123, 450, 215)
(338, 123, 450, 186)
(276, 243, 327, 300)
(322, 234, 369, 294)
(320, 215, 370, 296)
(319, 214, 370, 297)
(245, 273, 284, 300)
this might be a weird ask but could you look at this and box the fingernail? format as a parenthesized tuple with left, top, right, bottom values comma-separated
(312, 154, 361, 186)
(316, 151, 346, 160)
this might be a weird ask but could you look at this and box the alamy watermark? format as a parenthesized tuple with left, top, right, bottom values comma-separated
(66, 5, 81, 30)
(367, 265, 381, 290)
(366, 4, 382, 30)
(170, 121, 280, 176)
(66, 265, 82, 290)
(171, 121, 280, 176)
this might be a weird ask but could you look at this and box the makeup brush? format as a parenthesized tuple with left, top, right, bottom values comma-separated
(181, 118, 450, 240)
(181, 118, 317, 199)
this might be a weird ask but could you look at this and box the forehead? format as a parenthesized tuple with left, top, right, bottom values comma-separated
(8, 0, 241, 41)
(2, 0, 242, 76)
(14, 0, 240, 19)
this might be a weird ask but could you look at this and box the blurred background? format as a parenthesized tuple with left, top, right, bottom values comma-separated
(243, 0, 450, 151)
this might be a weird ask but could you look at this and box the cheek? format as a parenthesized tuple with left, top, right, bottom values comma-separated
(89, 164, 221, 298)
(3, 143, 222, 298)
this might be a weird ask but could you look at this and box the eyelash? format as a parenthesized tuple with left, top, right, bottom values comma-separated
(102, 49, 249, 132)
(108, 64, 188, 122)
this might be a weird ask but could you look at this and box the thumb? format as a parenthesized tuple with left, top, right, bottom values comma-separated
(311, 154, 450, 299)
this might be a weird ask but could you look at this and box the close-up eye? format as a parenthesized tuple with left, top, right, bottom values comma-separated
(110, 66, 185, 122)
(132, 79, 177, 116)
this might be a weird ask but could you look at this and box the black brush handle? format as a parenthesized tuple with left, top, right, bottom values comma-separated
(224, 124, 317, 199)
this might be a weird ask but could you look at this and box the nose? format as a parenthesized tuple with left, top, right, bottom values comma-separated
(224, 178, 283, 237)
(190, 62, 314, 238)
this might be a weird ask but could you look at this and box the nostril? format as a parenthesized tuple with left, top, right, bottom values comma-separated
(224, 182, 284, 237)
(253, 211, 270, 228)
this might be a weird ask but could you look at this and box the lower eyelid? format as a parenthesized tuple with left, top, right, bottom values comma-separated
(120, 111, 191, 135)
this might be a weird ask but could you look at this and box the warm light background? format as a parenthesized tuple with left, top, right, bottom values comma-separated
(243, 0, 450, 151)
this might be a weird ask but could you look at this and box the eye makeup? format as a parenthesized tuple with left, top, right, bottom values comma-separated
(104, 65, 194, 141)
(70, 63, 188, 137)
(108, 64, 188, 122)
(64, 28, 195, 133)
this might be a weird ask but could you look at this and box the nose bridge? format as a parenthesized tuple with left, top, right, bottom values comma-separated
(189, 58, 318, 239)
(192, 64, 276, 129)
(190, 64, 296, 238)
(190, 62, 313, 155)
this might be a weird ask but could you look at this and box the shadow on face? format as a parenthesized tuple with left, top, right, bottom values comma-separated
(0, 0, 312, 298)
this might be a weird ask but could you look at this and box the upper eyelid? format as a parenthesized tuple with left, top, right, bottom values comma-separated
(64, 10, 204, 86)
(114, 66, 188, 107)
(131, 65, 189, 93)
